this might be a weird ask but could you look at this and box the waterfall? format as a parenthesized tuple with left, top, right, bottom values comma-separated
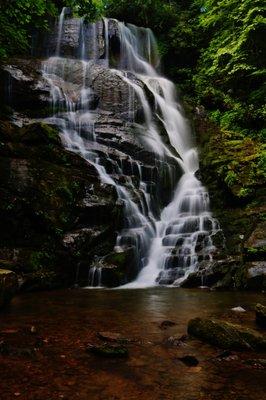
(41, 12, 221, 288)
(55, 7, 66, 56)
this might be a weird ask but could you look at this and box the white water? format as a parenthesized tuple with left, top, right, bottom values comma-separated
(42, 13, 221, 288)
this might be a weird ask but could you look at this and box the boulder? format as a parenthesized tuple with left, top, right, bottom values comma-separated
(188, 317, 266, 351)
(89, 64, 143, 114)
(180, 257, 241, 288)
(0, 269, 18, 308)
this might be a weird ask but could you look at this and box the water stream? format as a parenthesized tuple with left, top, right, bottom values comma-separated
(42, 12, 221, 288)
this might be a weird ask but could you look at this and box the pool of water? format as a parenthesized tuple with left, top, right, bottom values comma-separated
(0, 288, 265, 399)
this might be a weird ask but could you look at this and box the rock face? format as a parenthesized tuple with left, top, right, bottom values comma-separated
(0, 121, 122, 289)
(0, 29, 180, 289)
(0, 55, 177, 289)
(0, 269, 18, 308)
(188, 318, 266, 351)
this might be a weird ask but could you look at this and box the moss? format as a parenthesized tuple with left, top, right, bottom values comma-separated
(188, 317, 266, 351)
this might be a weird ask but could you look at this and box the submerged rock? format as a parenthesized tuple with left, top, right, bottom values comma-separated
(177, 355, 199, 367)
(159, 320, 177, 330)
(188, 317, 266, 351)
(86, 343, 129, 358)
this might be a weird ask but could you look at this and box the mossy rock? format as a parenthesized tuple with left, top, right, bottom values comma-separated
(20, 123, 61, 146)
(87, 343, 129, 358)
(188, 317, 266, 351)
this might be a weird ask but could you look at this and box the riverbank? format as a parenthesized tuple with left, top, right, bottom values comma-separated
(0, 288, 265, 400)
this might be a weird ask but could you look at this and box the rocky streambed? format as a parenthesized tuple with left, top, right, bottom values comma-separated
(0, 288, 265, 400)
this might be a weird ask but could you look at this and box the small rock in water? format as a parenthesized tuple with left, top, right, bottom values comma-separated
(30, 325, 37, 334)
(86, 343, 129, 358)
(159, 320, 176, 330)
(231, 306, 246, 313)
(178, 355, 199, 367)
(165, 334, 188, 347)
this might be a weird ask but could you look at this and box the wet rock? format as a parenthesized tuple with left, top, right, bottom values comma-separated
(177, 355, 199, 367)
(20, 122, 61, 146)
(0, 269, 18, 309)
(44, 18, 105, 59)
(159, 320, 176, 330)
(86, 343, 129, 358)
(255, 304, 266, 329)
(188, 317, 266, 351)
(180, 257, 241, 289)
(0, 60, 50, 112)
(89, 64, 143, 114)
(0, 121, 121, 289)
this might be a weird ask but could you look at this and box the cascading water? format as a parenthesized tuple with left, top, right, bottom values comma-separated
(42, 11, 221, 288)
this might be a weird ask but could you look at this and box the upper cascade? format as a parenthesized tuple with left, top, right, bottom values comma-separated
(41, 10, 222, 288)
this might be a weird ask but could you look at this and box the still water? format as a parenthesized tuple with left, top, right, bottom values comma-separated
(0, 288, 265, 400)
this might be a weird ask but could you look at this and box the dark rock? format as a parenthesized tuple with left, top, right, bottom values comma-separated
(0, 121, 121, 290)
(0, 60, 50, 112)
(180, 257, 242, 289)
(239, 262, 266, 291)
(245, 359, 266, 368)
(0, 269, 18, 309)
(86, 343, 129, 358)
(159, 320, 176, 330)
(188, 317, 266, 351)
(255, 304, 266, 329)
(177, 355, 199, 367)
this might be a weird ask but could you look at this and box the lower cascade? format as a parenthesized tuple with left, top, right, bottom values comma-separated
(42, 9, 221, 288)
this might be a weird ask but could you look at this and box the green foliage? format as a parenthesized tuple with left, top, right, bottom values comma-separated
(66, 0, 104, 20)
(0, 0, 57, 58)
(193, 0, 266, 138)
(0, 0, 104, 59)
(225, 170, 237, 187)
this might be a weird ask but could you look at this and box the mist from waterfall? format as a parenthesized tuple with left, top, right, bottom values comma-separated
(42, 11, 221, 288)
